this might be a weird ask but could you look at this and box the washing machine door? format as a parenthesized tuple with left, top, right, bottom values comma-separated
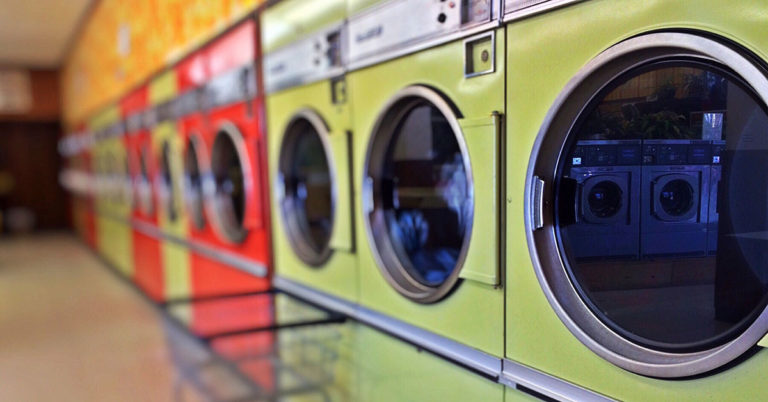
(136, 146, 154, 216)
(525, 33, 768, 377)
(157, 140, 179, 223)
(277, 110, 351, 266)
(651, 173, 698, 222)
(580, 175, 627, 224)
(183, 135, 207, 230)
(207, 123, 258, 244)
(363, 86, 500, 303)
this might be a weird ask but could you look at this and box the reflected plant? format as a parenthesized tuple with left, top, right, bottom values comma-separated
(626, 110, 693, 139)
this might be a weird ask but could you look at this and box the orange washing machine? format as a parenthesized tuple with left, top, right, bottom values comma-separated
(176, 21, 270, 297)
(191, 18, 271, 297)
(122, 86, 165, 301)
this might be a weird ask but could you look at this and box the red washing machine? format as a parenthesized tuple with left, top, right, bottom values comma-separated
(122, 86, 165, 301)
(183, 18, 272, 299)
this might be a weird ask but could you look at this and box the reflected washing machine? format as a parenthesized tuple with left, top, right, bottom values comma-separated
(122, 85, 165, 301)
(347, 0, 505, 356)
(507, 0, 768, 399)
(195, 18, 271, 295)
(640, 139, 711, 257)
(564, 140, 641, 260)
(148, 70, 192, 301)
(262, 0, 357, 302)
(91, 106, 134, 278)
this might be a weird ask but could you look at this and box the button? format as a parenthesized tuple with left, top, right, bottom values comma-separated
(437, 13, 447, 23)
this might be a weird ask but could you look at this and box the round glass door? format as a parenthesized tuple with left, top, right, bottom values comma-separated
(364, 87, 473, 303)
(159, 141, 178, 222)
(209, 125, 249, 243)
(278, 113, 334, 266)
(527, 33, 768, 376)
(582, 177, 625, 223)
(653, 175, 697, 221)
(184, 136, 206, 229)
(137, 147, 154, 215)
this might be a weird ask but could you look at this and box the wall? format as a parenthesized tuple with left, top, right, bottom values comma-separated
(0, 69, 60, 122)
(61, 0, 266, 127)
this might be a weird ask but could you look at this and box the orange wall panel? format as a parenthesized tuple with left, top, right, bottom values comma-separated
(61, 0, 264, 127)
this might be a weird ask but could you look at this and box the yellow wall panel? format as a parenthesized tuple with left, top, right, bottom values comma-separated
(62, 0, 263, 127)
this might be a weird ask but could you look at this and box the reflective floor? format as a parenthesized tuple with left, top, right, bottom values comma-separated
(0, 233, 179, 401)
(0, 233, 513, 402)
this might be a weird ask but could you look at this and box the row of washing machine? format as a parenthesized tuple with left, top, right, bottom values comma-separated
(566, 138, 724, 260)
(60, 0, 768, 400)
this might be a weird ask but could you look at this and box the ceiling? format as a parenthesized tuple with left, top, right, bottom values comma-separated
(0, 0, 93, 68)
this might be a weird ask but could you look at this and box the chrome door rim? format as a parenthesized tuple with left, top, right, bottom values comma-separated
(205, 121, 252, 244)
(277, 109, 337, 267)
(362, 85, 474, 304)
(184, 134, 208, 230)
(524, 32, 768, 377)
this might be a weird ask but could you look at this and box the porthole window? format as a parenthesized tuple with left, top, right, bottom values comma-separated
(184, 136, 206, 229)
(528, 33, 768, 377)
(364, 87, 473, 303)
(209, 125, 249, 244)
(159, 141, 178, 222)
(278, 112, 335, 266)
(137, 147, 154, 215)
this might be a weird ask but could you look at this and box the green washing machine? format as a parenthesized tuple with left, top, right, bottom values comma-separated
(262, 0, 358, 302)
(504, 0, 768, 399)
(347, 0, 506, 365)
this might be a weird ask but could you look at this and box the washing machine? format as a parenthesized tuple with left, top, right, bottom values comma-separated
(65, 126, 98, 250)
(176, 48, 230, 299)
(91, 106, 134, 278)
(262, 0, 356, 302)
(507, 1, 768, 399)
(563, 139, 642, 260)
(346, 0, 505, 357)
(121, 85, 164, 301)
(640, 139, 711, 258)
(147, 70, 192, 302)
(194, 18, 271, 295)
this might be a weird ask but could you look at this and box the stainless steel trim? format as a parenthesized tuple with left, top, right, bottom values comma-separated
(129, 216, 268, 278)
(362, 85, 474, 304)
(347, 0, 500, 72)
(262, 22, 346, 94)
(501, 360, 615, 402)
(502, 0, 585, 23)
(524, 32, 768, 377)
(174, 88, 205, 118)
(272, 276, 357, 318)
(272, 275, 502, 379)
(204, 64, 257, 110)
(276, 109, 337, 266)
(125, 112, 144, 133)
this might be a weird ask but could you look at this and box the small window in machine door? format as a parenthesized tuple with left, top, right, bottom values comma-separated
(137, 147, 154, 215)
(364, 90, 473, 303)
(278, 114, 335, 266)
(184, 137, 206, 229)
(159, 141, 178, 222)
(210, 125, 249, 243)
(553, 61, 768, 353)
